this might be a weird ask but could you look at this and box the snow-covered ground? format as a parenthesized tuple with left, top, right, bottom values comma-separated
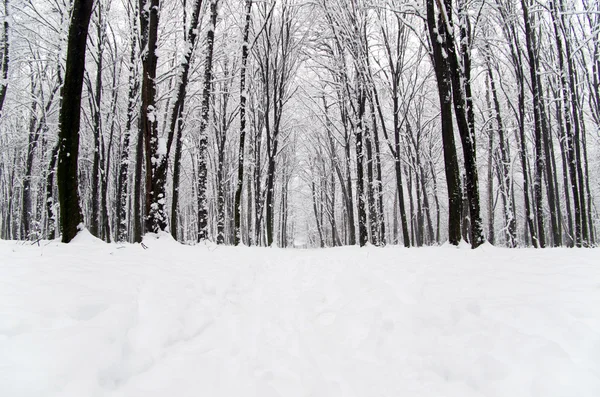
(1, 232, 600, 397)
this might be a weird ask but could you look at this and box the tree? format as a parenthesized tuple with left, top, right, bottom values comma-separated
(170, 0, 205, 240)
(426, 0, 462, 246)
(0, 0, 9, 117)
(139, 0, 167, 234)
(197, 0, 219, 242)
(57, 0, 94, 243)
(116, 0, 140, 242)
(233, 0, 252, 245)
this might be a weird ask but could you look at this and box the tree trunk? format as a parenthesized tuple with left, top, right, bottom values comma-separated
(551, 0, 582, 246)
(139, 0, 167, 234)
(117, 17, 138, 242)
(57, 0, 93, 243)
(521, 0, 546, 248)
(46, 144, 59, 239)
(90, 5, 104, 238)
(0, 0, 9, 117)
(426, 0, 462, 245)
(485, 54, 516, 247)
(233, 0, 252, 245)
(170, 0, 204, 240)
(440, 0, 485, 248)
(197, 0, 218, 242)
(354, 83, 368, 247)
(22, 83, 38, 239)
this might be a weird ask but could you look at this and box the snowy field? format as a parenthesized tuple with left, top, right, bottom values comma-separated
(1, 232, 600, 397)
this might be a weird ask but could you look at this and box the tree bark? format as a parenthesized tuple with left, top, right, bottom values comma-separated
(57, 0, 93, 243)
(117, 11, 138, 242)
(197, 0, 218, 242)
(169, 0, 204, 240)
(0, 0, 9, 117)
(139, 0, 167, 234)
(426, 0, 462, 245)
(233, 0, 252, 245)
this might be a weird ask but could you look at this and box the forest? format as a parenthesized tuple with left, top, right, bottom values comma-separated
(0, 0, 598, 249)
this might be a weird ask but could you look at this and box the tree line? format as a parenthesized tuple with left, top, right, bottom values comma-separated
(0, 0, 598, 248)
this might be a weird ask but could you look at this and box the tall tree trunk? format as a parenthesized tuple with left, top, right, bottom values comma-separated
(539, 78, 560, 246)
(369, 97, 385, 245)
(485, 53, 516, 247)
(133, 116, 144, 242)
(197, 0, 218, 242)
(233, 0, 252, 245)
(90, 4, 104, 238)
(426, 0, 462, 245)
(170, 0, 204, 240)
(22, 82, 38, 239)
(364, 114, 378, 245)
(139, 0, 167, 234)
(440, 0, 485, 248)
(343, 116, 356, 245)
(354, 84, 368, 246)
(0, 0, 9, 117)
(57, 0, 93, 243)
(117, 15, 138, 242)
(521, 0, 546, 248)
(562, 7, 589, 245)
(429, 159, 441, 244)
(486, 89, 495, 245)
(551, 0, 582, 246)
(555, 95, 574, 246)
(216, 141, 226, 244)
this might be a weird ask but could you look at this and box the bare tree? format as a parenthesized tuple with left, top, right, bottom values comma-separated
(57, 0, 94, 243)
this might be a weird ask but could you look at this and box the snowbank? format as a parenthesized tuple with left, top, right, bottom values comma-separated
(1, 239, 599, 397)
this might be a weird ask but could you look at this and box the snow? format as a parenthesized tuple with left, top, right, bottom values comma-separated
(1, 237, 600, 397)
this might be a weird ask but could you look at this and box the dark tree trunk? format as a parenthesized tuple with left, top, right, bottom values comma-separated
(216, 138, 226, 244)
(197, 0, 218, 242)
(0, 0, 9, 117)
(441, 0, 485, 248)
(563, 8, 589, 245)
(139, 0, 167, 235)
(46, 144, 59, 240)
(89, 5, 104, 238)
(117, 18, 138, 242)
(426, 0, 462, 245)
(169, 0, 204, 240)
(486, 80, 495, 245)
(57, 0, 93, 243)
(539, 79, 560, 246)
(233, 0, 252, 245)
(364, 114, 378, 245)
(522, 0, 546, 248)
(551, 0, 582, 246)
(406, 164, 415, 246)
(354, 83, 368, 247)
(555, 96, 574, 246)
(342, 114, 356, 245)
(133, 115, 144, 242)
